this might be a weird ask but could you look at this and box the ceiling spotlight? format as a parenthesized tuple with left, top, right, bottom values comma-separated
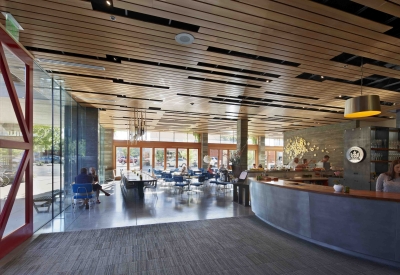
(266, 80, 270, 83)
(175, 33, 195, 45)
(106, 1, 111, 5)
(321, 76, 324, 79)
(339, 95, 342, 98)
(110, 15, 116, 21)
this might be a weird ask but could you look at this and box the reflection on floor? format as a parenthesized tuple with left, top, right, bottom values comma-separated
(38, 180, 254, 233)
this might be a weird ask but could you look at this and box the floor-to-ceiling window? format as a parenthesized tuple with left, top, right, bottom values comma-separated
(155, 148, 165, 170)
(115, 147, 127, 175)
(166, 148, 176, 168)
(189, 149, 198, 170)
(130, 147, 140, 170)
(142, 148, 152, 172)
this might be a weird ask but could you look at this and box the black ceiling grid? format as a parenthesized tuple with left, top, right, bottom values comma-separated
(297, 69, 400, 93)
(177, 93, 344, 114)
(207, 47, 301, 67)
(27, 47, 274, 85)
(331, 52, 400, 73)
(90, 0, 200, 32)
(264, 91, 319, 100)
(197, 62, 281, 78)
(48, 71, 169, 89)
(311, 0, 400, 38)
(187, 76, 263, 88)
(68, 90, 163, 102)
(334, 96, 396, 106)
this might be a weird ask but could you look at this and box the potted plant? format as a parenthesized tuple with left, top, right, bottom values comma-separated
(230, 146, 246, 178)
(333, 180, 343, 192)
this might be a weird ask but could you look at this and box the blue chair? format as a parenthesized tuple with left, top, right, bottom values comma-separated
(173, 176, 188, 194)
(209, 174, 220, 186)
(162, 172, 174, 186)
(191, 175, 205, 193)
(153, 168, 162, 180)
(144, 179, 158, 197)
(71, 183, 94, 211)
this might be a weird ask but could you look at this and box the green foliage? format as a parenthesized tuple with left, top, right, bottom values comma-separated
(33, 125, 60, 155)
(193, 133, 200, 142)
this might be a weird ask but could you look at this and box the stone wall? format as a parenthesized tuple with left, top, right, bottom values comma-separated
(283, 121, 357, 169)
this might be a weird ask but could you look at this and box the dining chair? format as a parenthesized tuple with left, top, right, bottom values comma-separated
(71, 183, 94, 211)
(173, 176, 188, 195)
(191, 175, 205, 193)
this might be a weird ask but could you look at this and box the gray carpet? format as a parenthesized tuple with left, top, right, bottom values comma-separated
(0, 216, 399, 275)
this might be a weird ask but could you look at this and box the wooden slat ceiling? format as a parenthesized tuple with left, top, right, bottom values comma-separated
(2, 0, 400, 136)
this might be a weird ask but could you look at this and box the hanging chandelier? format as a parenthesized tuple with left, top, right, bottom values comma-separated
(128, 109, 146, 144)
(344, 57, 381, 118)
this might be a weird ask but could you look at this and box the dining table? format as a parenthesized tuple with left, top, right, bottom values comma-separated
(123, 173, 157, 199)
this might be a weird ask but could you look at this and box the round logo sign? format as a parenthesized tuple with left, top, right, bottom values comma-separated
(346, 146, 365, 163)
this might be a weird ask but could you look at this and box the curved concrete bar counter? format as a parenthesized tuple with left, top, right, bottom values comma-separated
(250, 178, 400, 267)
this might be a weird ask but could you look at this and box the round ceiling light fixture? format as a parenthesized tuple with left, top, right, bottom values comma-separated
(344, 57, 381, 119)
(175, 33, 194, 45)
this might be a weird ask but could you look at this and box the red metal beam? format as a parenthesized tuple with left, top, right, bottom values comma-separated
(0, 43, 29, 142)
(0, 224, 31, 259)
(0, 22, 33, 260)
(0, 139, 31, 150)
(0, 151, 29, 240)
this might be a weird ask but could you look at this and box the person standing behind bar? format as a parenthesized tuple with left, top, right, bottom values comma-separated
(315, 155, 330, 170)
(376, 159, 400, 192)
(288, 157, 300, 170)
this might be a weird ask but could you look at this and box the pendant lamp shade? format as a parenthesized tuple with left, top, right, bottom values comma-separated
(344, 95, 381, 118)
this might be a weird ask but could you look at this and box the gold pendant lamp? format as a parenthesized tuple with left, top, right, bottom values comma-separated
(344, 57, 381, 119)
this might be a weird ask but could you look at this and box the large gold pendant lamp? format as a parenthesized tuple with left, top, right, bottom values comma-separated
(344, 57, 381, 119)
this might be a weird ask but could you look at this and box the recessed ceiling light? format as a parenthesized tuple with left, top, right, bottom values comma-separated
(338, 95, 342, 98)
(175, 33, 195, 45)
(321, 76, 324, 78)
(106, 1, 111, 5)
(110, 15, 116, 21)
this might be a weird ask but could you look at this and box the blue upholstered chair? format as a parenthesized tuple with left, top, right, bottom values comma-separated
(191, 175, 205, 193)
(71, 183, 94, 211)
(173, 176, 188, 195)
(162, 172, 174, 186)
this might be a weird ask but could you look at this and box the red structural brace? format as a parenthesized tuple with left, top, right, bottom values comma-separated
(0, 23, 34, 260)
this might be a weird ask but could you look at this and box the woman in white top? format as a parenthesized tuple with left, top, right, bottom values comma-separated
(376, 159, 400, 192)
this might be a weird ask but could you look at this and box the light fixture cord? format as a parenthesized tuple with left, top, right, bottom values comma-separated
(360, 57, 363, 96)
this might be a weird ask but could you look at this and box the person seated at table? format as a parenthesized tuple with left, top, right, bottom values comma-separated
(219, 164, 229, 182)
(74, 167, 93, 209)
(180, 163, 187, 175)
(207, 164, 215, 176)
(89, 167, 111, 203)
(252, 163, 257, 169)
(258, 164, 263, 169)
(376, 159, 400, 192)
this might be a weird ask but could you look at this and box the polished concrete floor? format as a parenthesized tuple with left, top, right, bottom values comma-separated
(37, 180, 254, 233)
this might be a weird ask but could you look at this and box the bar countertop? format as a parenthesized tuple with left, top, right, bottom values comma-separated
(251, 178, 400, 202)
